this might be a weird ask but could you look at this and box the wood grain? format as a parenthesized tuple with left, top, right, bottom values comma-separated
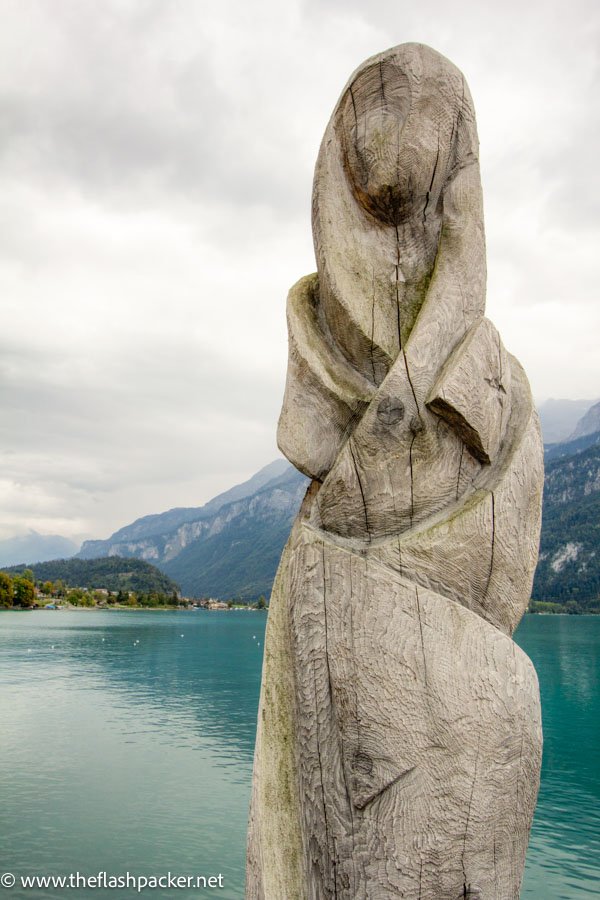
(248, 42, 543, 899)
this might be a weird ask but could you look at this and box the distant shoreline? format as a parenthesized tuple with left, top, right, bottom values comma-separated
(1, 604, 266, 613)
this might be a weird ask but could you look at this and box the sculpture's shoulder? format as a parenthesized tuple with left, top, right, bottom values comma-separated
(426, 316, 537, 467)
(277, 273, 374, 480)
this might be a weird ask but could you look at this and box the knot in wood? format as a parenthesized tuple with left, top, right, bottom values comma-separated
(409, 415, 424, 435)
(377, 397, 405, 426)
(352, 750, 374, 775)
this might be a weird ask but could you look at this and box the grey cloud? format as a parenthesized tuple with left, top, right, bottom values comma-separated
(542, 108, 600, 232)
(0, 335, 284, 490)
(0, 2, 310, 219)
(302, 0, 600, 237)
(0, 0, 598, 543)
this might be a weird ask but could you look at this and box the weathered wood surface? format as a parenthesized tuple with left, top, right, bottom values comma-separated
(247, 42, 543, 899)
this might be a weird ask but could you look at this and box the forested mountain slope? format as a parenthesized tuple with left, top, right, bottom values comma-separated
(532, 439, 600, 610)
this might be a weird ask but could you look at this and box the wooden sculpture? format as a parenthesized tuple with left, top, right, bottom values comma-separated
(247, 42, 543, 900)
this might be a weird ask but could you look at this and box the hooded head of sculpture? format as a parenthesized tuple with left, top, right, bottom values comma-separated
(335, 45, 479, 227)
(312, 43, 484, 380)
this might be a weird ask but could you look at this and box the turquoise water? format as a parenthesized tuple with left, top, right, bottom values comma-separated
(0, 610, 598, 898)
(515, 616, 600, 898)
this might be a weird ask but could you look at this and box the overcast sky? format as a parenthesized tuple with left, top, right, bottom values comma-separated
(0, 0, 598, 543)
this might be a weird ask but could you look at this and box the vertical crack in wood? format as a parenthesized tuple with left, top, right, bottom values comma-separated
(345, 563, 358, 896)
(351, 561, 362, 758)
(379, 59, 387, 106)
(461, 732, 482, 898)
(370, 268, 377, 383)
(453, 265, 469, 333)
(408, 432, 417, 527)
(516, 727, 525, 821)
(402, 349, 421, 420)
(414, 585, 428, 689)
(349, 440, 371, 540)
(449, 103, 457, 160)
(493, 830, 498, 900)
(386, 460, 402, 549)
(456, 443, 465, 499)
(349, 84, 358, 131)
(396, 113, 402, 212)
(321, 540, 334, 704)
(394, 224, 402, 351)
(320, 541, 339, 899)
(424, 133, 440, 223)
(483, 491, 496, 600)
(497, 332, 503, 386)
(311, 656, 336, 899)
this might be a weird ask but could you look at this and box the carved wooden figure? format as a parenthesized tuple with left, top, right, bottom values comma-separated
(247, 43, 543, 900)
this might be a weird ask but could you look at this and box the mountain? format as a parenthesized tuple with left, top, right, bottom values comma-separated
(78, 461, 309, 599)
(77, 431, 600, 607)
(0, 531, 79, 568)
(544, 429, 600, 463)
(532, 437, 600, 610)
(2, 557, 180, 595)
(568, 400, 600, 442)
(79, 459, 290, 554)
(538, 398, 597, 444)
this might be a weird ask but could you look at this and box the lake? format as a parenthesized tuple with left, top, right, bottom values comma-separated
(0, 610, 598, 898)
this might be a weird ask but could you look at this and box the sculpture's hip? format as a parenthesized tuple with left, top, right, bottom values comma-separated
(246, 499, 542, 900)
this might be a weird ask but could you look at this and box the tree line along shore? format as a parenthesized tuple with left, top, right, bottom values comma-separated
(0, 567, 268, 611)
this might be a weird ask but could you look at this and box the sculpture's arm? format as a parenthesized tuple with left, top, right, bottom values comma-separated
(277, 273, 374, 480)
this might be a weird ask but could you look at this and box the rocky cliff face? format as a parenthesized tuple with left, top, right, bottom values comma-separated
(569, 400, 600, 441)
(78, 461, 308, 598)
(79, 459, 291, 557)
(538, 398, 597, 444)
(532, 437, 600, 609)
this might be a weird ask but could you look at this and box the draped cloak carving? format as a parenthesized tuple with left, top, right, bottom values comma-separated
(246, 43, 543, 900)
